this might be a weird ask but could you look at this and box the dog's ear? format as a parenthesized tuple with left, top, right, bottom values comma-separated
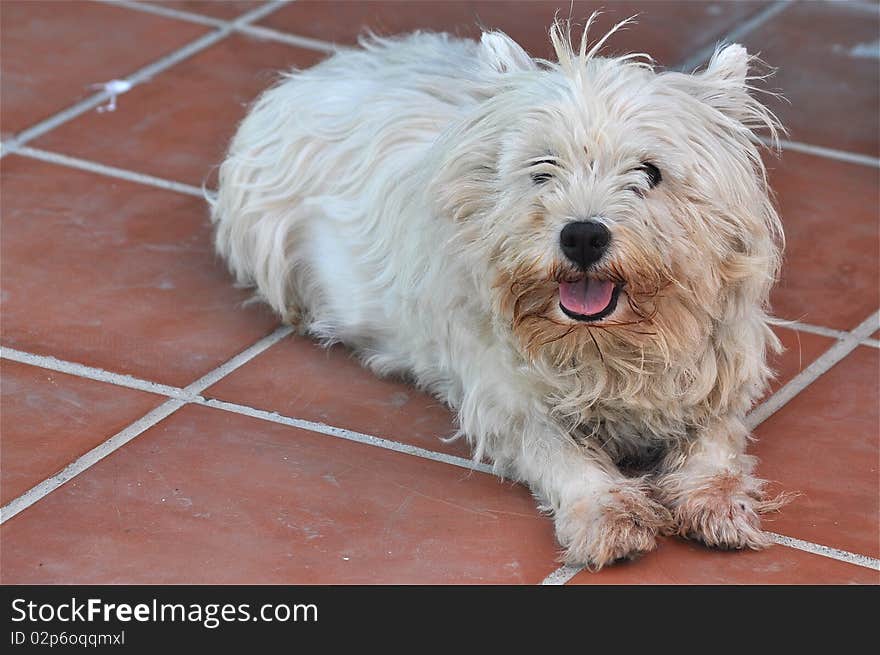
(669, 43, 779, 136)
(479, 31, 537, 73)
(704, 43, 749, 87)
(694, 43, 755, 121)
(664, 43, 754, 109)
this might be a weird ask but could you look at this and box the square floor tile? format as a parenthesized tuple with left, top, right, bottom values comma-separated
(33, 34, 326, 187)
(0, 156, 277, 387)
(740, 1, 880, 157)
(259, 0, 770, 66)
(766, 150, 879, 331)
(0, 404, 559, 583)
(567, 536, 878, 584)
(0, 361, 163, 505)
(0, 0, 209, 136)
(753, 346, 879, 559)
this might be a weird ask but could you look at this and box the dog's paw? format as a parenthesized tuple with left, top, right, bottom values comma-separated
(556, 483, 673, 570)
(668, 472, 791, 550)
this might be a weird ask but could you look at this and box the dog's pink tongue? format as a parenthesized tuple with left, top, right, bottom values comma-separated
(559, 278, 614, 316)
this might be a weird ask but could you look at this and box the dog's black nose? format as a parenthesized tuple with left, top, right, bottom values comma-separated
(559, 221, 610, 269)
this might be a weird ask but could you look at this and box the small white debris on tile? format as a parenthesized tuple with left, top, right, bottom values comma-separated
(89, 79, 133, 113)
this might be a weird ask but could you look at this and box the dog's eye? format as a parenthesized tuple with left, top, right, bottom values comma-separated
(529, 159, 557, 185)
(640, 162, 661, 188)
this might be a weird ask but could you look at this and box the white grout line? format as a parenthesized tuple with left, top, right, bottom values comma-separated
(776, 320, 878, 348)
(0, 346, 190, 400)
(779, 320, 847, 340)
(235, 23, 342, 53)
(180, 326, 293, 393)
(197, 397, 493, 474)
(103, 0, 341, 54)
(676, 0, 793, 72)
(541, 565, 584, 585)
(0, 325, 292, 525)
(0, 334, 490, 475)
(768, 533, 880, 572)
(98, 0, 229, 28)
(757, 136, 880, 168)
(0, 1, 286, 157)
(2, 91, 135, 157)
(0, 398, 187, 524)
(746, 309, 880, 430)
(12, 146, 207, 198)
(541, 534, 880, 584)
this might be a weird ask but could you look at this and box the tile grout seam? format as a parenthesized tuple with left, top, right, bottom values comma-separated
(745, 310, 880, 430)
(100, 0, 355, 53)
(13, 146, 209, 198)
(0, 325, 293, 524)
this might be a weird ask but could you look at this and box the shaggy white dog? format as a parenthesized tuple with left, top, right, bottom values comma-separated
(211, 18, 788, 569)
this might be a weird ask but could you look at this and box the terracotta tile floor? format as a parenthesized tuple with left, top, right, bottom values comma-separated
(1, 0, 878, 585)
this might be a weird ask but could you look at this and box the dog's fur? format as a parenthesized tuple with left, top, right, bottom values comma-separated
(211, 18, 788, 569)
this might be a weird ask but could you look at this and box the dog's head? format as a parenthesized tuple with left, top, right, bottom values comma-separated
(432, 18, 783, 378)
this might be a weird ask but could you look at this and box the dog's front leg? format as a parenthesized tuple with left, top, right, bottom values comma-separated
(484, 414, 672, 569)
(655, 417, 788, 550)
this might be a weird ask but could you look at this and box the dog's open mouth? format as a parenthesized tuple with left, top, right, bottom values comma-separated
(558, 277, 621, 322)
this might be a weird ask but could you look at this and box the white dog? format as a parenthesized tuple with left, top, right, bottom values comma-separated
(211, 17, 788, 569)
